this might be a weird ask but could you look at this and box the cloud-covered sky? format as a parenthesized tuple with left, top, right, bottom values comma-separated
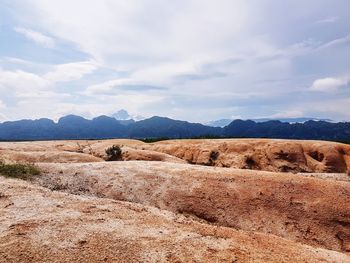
(0, 0, 349, 122)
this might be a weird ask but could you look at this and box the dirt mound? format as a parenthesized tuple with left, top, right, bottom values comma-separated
(35, 161, 350, 253)
(1, 139, 349, 173)
(1, 139, 350, 261)
(1, 177, 348, 263)
(298, 172, 350, 182)
(141, 139, 350, 173)
(0, 150, 102, 163)
(0, 140, 187, 164)
(121, 146, 187, 163)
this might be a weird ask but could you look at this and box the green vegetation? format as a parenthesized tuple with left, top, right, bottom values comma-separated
(244, 156, 256, 169)
(140, 135, 225, 143)
(140, 137, 170, 143)
(334, 140, 350, 145)
(210, 151, 219, 161)
(105, 145, 122, 161)
(0, 160, 40, 180)
(206, 150, 220, 166)
(138, 137, 350, 145)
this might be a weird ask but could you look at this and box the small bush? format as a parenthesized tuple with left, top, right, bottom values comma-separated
(210, 151, 219, 161)
(244, 156, 256, 169)
(0, 160, 40, 180)
(206, 150, 220, 166)
(105, 145, 122, 161)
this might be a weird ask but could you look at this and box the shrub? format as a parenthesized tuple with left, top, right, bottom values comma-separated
(210, 151, 219, 161)
(141, 137, 170, 143)
(206, 150, 219, 166)
(244, 156, 256, 169)
(105, 145, 122, 161)
(0, 160, 40, 180)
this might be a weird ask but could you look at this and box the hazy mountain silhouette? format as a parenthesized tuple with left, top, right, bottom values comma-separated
(128, 116, 221, 138)
(0, 115, 349, 141)
(206, 117, 334, 127)
(223, 120, 350, 140)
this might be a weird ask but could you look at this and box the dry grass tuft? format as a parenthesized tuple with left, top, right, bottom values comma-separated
(0, 159, 40, 180)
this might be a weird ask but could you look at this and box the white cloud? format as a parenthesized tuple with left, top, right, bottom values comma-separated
(0, 113, 8, 122)
(6, 1, 306, 90)
(11, 0, 253, 69)
(0, 100, 6, 109)
(3, 0, 350, 121)
(0, 101, 8, 122)
(310, 77, 348, 92)
(0, 69, 49, 92)
(297, 97, 350, 121)
(44, 60, 98, 83)
(317, 34, 350, 50)
(15, 91, 71, 99)
(0, 60, 98, 94)
(14, 27, 55, 48)
(0, 57, 33, 65)
(315, 16, 339, 24)
(269, 110, 304, 119)
(85, 78, 130, 95)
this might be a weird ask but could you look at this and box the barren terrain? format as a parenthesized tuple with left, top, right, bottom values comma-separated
(1, 139, 350, 262)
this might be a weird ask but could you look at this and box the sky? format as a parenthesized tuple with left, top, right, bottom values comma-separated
(0, 0, 350, 123)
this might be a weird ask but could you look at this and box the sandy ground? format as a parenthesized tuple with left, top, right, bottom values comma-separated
(33, 161, 350, 253)
(1, 177, 349, 263)
(0, 138, 350, 262)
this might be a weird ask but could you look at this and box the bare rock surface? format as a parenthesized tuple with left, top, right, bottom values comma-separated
(0, 177, 349, 263)
(35, 161, 350, 253)
(0, 139, 184, 164)
(121, 146, 187, 164)
(140, 139, 350, 173)
(1, 139, 350, 262)
(1, 139, 349, 173)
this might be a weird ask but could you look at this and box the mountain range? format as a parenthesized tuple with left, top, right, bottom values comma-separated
(205, 117, 334, 127)
(0, 113, 349, 141)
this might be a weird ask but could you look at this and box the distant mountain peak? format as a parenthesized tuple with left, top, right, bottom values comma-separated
(111, 109, 147, 122)
(112, 109, 132, 120)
